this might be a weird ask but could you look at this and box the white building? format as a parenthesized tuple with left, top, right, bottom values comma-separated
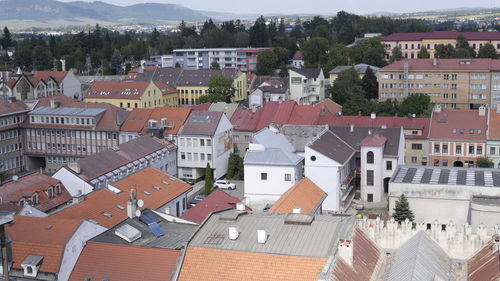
(289, 68, 325, 105)
(177, 111, 233, 180)
(244, 127, 304, 208)
(389, 165, 500, 228)
(291, 51, 304, 69)
(248, 78, 289, 110)
(305, 126, 404, 212)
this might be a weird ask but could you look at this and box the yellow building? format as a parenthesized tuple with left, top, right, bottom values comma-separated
(378, 58, 500, 110)
(381, 31, 500, 60)
(85, 81, 170, 110)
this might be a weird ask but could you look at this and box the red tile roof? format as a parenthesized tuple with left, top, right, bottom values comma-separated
(154, 81, 177, 95)
(31, 71, 69, 84)
(488, 110, 500, 140)
(318, 115, 430, 139)
(230, 107, 262, 131)
(0, 101, 28, 116)
(190, 103, 211, 111)
(288, 104, 322, 125)
(268, 178, 326, 214)
(85, 81, 152, 100)
(429, 109, 487, 141)
(69, 242, 180, 281)
(0, 173, 71, 212)
(51, 167, 191, 228)
(382, 31, 500, 41)
(120, 107, 191, 135)
(256, 100, 296, 130)
(381, 58, 500, 71)
(293, 51, 303, 60)
(181, 189, 243, 223)
(360, 133, 387, 146)
(7, 216, 82, 274)
(314, 98, 342, 115)
(467, 237, 500, 281)
(178, 247, 328, 281)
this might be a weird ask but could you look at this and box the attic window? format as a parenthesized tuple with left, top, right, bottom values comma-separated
(101, 212, 112, 218)
(115, 204, 125, 210)
(142, 190, 152, 196)
(161, 180, 170, 185)
(459, 129, 464, 134)
(470, 129, 474, 134)
(478, 129, 482, 134)
(152, 186, 161, 191)
(168, 177, 177, 181)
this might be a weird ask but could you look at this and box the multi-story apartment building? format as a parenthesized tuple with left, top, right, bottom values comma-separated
(487, 107, 500, 169)
(85, 81, 178, 110)
(428, 105, 488, 168)
(0, 101, 29, 175)
(378, 58, 500, 110)
(23, 96, 128, 172)
(381, 31, 500, 60)
(177, 111, 233, 180)
(0, 70, 81, 101)
(134, 67, 247, 105)
(289, 68, 325, 105)
(171, 48, 270, 72)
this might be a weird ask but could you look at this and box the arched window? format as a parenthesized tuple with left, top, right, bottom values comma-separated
(367, 151, 374, 164)
(31, 193, 38, 205)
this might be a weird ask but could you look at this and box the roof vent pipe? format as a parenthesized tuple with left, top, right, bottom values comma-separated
(236, 202, 245, 211)
(228, 227, 239, 240)
(257, 230, 267, 244)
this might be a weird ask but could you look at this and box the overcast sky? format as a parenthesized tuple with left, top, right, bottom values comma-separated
(59, 0, 497, 15)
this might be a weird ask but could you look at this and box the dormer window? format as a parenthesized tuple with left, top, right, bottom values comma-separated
(55, 184, 61, 195)
(19, 199, 26, 206)
(47, 187, 54, 199)
(31, 193, 39, 205)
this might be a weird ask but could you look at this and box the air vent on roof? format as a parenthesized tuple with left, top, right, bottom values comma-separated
(45, 225, 53, 230)
(115, 204, 125, 210)
(152, 186, 161, 191)
(111, 146, 120, 152)
(142, 190, 151, 196)
(161, 180, 170, 185)
(228, 227, 239, 240)
(101, 212, 112, 218)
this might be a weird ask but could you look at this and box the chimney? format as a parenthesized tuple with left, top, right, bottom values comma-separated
(370, 112, 376, 119)
(368, 130, 372, 135)
(257, 230, 267, 244)
(478, 105, 486, 116)
(338, 239, 353, 266)
(68, 162, 80, 174)
(292, 207, 301, 214)
(432, 58, 439, 67)
(381, 124, 387, 129)
(50, 98, 56, 109)
(350, 124, 354, 133)
(127, 189, 138, 219)
(236, 202, 245, 211)
(251, 105, 257, 113)
(228, 227, 239, 240)
(433, 104, 442, 113)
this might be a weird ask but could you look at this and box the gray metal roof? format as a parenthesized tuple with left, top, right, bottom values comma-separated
(91, 209, 197, 250)
(244, 147, 303, 166)
(189, 210, 354, 258)
(392, 165, 500, 187)
(253, 128, 295, 153)
(291, 68, 322, 79)
(386, 231, 452, 281)
(208, 102, 239, 120)
(308, 130, 356, 164)
(29, 106, 106, 117)
(281, 125, 328, 153)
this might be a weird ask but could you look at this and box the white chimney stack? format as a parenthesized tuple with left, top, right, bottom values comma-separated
(257, 230, 267, 244)
(292, 207, 301, 214)
(350, 124, 354, 133)
(338, 239, 353, 266)
(236, 202, 245, 211)
(370, 112, 376, 119)
(127, 189, 138, 219)
(478, 105, 486, 117)
(228, 227, 239, 240)
(434, 104, 442, 113)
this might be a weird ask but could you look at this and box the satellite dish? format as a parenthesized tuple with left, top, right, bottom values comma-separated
(135, 210, 142, 217)
(12, 175, 18, 181)
(137, 200, 144, 208)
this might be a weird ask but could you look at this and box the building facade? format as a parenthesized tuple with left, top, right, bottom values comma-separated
(289, 68, 325, 104)
(378, 58, 500, 110)
(487, 107, 500, 169)
(0, 101, 29, 175)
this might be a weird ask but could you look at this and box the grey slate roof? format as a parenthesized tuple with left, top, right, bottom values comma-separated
(328, 63, 380, 75)
(135, 67, 238, 87)
(253, 127, 295, 153)
(208, 102, 239, 120)
(189, 210, 354, 258)
(29, 106, 106, 117)
(91, 209, 197, 249)
(291, 68, 322, 78)
(308, 130, 355, 164)
(281, 125, 328, 153)
(329, 126, 402, 157)
(386, 231, 452, 281)
(244, 147, 303, 166)
(179, 111, 223, 136)
(392, 165, 500, 187)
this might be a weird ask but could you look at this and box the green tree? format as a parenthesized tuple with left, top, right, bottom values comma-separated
(32, 45, 52, 70)
(477, 43, 498, 59)
(476, 157, 494, 168)
(329, 68, 365, 105)
(455, 34, 476, 58)
(350, 37, 386, 67)
(301, 37, 330, 68)
(204, 163, 213, 195)
(227, 146, 244, 180)
(389, 47, 403, 63)
(361, 66, 379, 100)
(0, 163, 8, 183)
(208, 75, 235, 103)
(326, 43, 350, 71)
(417, 46, 430, 58)
(375, 99, 400, 116)
(210, 61, 220, 70)
(256, 49, 278, 75)
(1, 27, 13, 49)
(249, 16, 268, 47)
(392, 194, 415, 223)
(342, 93, 371, 116)
(399, 94, 431, 117)
(435, 44, 457, 58)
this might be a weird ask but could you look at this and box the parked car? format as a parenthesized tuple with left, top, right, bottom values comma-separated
(189, 195, 206, 207)
(181, 178, 196, 185)
(214, 180, 236, 190)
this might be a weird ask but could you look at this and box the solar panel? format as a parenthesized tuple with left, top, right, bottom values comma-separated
(149, 222, 165, 237)
(139, 212, 158, 225)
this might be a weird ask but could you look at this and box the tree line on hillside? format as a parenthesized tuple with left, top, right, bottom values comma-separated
(0, 11, 432, 74)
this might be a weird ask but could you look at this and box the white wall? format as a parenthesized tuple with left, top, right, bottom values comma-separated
(360, 145, 385, 202)
(52, 167, 94, 197)
(305, 146, 342, 211)
(470, 202, 500, 228)
(244, 163, 303, 207)
(61, 72, 82, 97)
(158, 193, 189, 217)
(57, 221, 107, 281)
(119, 132, 140, 144)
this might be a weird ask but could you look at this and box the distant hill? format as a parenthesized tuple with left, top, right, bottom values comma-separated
(0, 0, 209, 28)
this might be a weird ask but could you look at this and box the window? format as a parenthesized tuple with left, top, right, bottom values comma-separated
(469, 145, 475, 154)
(367, 151, 374, 164)
(47, 188, 54, 199)
(411, 143, 422, 150)
(31, 193, 38, 205)
(477, 146, 482, 155)
(261, 173, 267, 180)
(366, 170, 374, 186)
(490, 147, 496, 155)
(442, 144, 448, 154)
(411, 156, 418, 163)
(456, 145, 462, 154)
(386, 161, 392, 170)
(442, 160, 448, 167)
(284, 173, 291, 181)
(207, 139, 212, 146)
(207, 154, 212, 161)
(434, 144, 440, 153)
(180, 152, 186, 160)
(434, 159, 439, 166)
